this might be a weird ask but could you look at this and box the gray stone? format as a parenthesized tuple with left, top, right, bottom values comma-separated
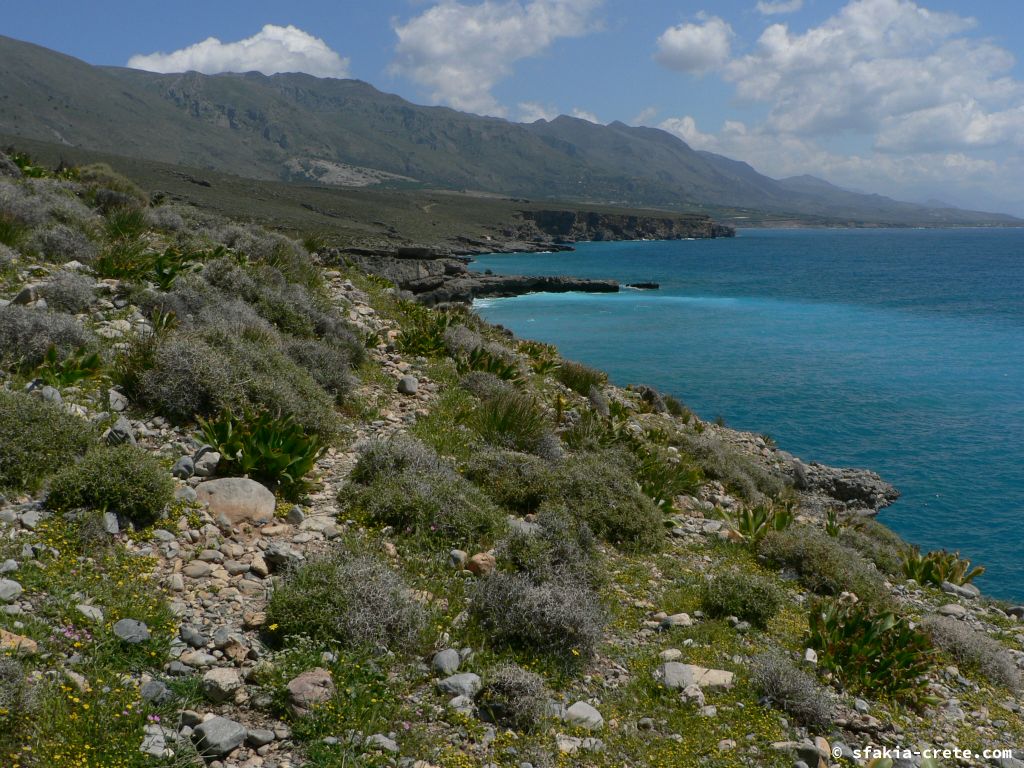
(76, 604, 104, 622)
(193, 716, 247, 757)
(193, 451, 221, 478)
(140, 724, 169, 758)
(175, 486, 198, 503)
(366, 733, 400, 753)
(432, 649, 461, 676)
(507, 516, 541, 535)
(264, 542, 304, 571)
(103, 511, 119, 535)
(659, 613, 692, 629)
(180, 625, 207, 648)
(105, 415, 136, 446)
(183, 561, 212, 578)
(108, 389, 129, 412)
(196, 478, 275, 525)
(246, 729, 275, 748)
(653, 662, 734, 691)
(448, 549, 468, 569)
(942, 581, 981, 599)
(397, 375, 419, 395)
(0, 560, 17, 575)
(39, 386, 62, 405)
(19, 509, 41, 530)
(0, 579, 24, 602)
(172, 456, 195, 479)
(1007, 606, 1024, 619)
(202, 668, 242, 703)
(938, 603, 968, 618)
(113, 618, 150, 644)
(564, 701, 604, 730)
(140, 679, 173, 705)
(437, 672, 482, 698)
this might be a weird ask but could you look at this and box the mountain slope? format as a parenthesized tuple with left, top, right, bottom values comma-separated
(0, 34, 1017, 226)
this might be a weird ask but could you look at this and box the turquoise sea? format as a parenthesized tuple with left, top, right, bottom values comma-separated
(470, 229, 1024, 602)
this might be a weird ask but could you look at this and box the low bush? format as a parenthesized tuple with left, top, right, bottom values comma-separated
(38, 270, 95, 312)
(759, 527, 888, 605)
(808, 598, 934, 705)
(348, 435, 445, 485)
(470, 571, 605, 662)
(94, 237, 150, 279)
(284, 337, 356, 400)
(0, 656, 29, 755)
(922, 615, 1022, 692)
(476, 663, 551, 732)
(198, 408, 325, 499)
(136, 333, 236, 422)
(464, 448, 552, 513)
(77, 163, 147, 209)
(29, 223, 97, 264)
(556, 359, 606, 395)
(343, 446, 505, 545)
(45, 444, 174, 526)
(635, 445, 702, 513)
(547, 449, 664, 552)
(671, 429, 786, 500)
(103, 206, 149, 241)
(0, 390, 94, 492)
(266, 552, 426, 652)
(0, 305, 95, 369)
(902, 548, 984, 587)
(459, 371, 515, 401)
(495, 506, 599, 585)
(701, 570, 783, 628)
(470, 390, 558, 458)
(838, 520, 909, 576)
(455, 345, 523, 382)
(33, 344, 103, 388)
(397, 304, 454, 357)
(750, 649, 837, 728)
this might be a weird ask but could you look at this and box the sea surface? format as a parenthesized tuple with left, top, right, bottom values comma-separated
(470, 229, 1024, 602)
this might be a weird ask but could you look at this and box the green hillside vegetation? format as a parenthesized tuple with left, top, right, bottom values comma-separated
(1, 152, 1023, 768)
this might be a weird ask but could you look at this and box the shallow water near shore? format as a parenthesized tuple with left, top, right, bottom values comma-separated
(471, 229, 1024, 602)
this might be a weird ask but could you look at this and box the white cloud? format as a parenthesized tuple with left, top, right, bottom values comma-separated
(654, 15, 733, 74)
(518, 101, 559, 122)
(571, 107, 601, 123)
(127, 24, 350, 78)
(657, 0, 1024, 212)
(631, 106, 659, 126)
(756, 0, 804, 15)
(391, 0, 602, 117)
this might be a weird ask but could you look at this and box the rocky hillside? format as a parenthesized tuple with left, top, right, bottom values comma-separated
(2, 151, 1024, 768)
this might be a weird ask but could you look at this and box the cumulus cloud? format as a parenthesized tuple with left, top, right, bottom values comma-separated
(571, 107, 601, 123)
(654, 15, 733, 74)
(756, 0, 804, 15)
(128, 25, 350, 78)
(518, 101, 559, 122)
(631, 106, 659, 126)
(391, 0, 602, 117)
(657, 0, 1024, 212)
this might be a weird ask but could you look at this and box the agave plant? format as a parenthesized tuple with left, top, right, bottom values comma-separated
(396, 305, 454, 358)
(198, 408, 325, 499)
(901, 547, 985, 587)
(722, 501, 794, 545)
(635, 446, 702, 514)
(809, 598, 936, 707)
(150, 246, 202, 290)
(455, 346, 523, 383)
(34, 344, 103, 387)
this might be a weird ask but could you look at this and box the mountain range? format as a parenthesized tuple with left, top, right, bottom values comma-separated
(0, 34, 1018, 227)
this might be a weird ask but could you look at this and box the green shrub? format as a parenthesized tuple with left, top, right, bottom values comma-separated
(556, 359, 606, 395)
(759, 527, 888, 605)
(663, 393, 692, 420)
(750, 649, 836, 728)
(0, 305, 95, 369)
(470, 389, 556, 457)
(470, 572, 605, 663)
(94, 237, 150, 279)
(902, 547, 984, 587)
(671, 429, 786, 500)
(0, 213, 27, 247)
(495, 506, 599, 585)
(701, 570, 783, 628)
(198, 408, 325, 499)
(0, 656, 29, 756)
(809, 598, 935, 705)
(103, 206, 148, 241)
(464, 448, 552, 513)
(266, 552, 426, 652)
(77, 163, 147, 209)
(547, 449, 664, 552)
(455, 345, 523, 382)
(0, 390, 94, 492)
(34, 344, 103, 388)
(476, 663, 551, 732)
(30, 223, 97, 263)
(922, 615, 1022, 692)
(459, 371, 515, 401)
(348, 435, 445, 485)
(45, 444, 174, 526)
(343, 445, 505, 546)
(396, 304, 454, 357)
(635, 445, 702, 513)
(838, 520, 909, 576)
(721, 501, 793, 546)
(136, 333, 236, 422)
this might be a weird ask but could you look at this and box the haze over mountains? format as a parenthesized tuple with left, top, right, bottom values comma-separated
(1, 35, 1017, 227)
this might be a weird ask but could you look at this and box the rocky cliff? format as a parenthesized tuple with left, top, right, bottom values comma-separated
(509, 210, 735, 243)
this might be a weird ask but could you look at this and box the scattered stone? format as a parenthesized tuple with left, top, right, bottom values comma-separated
(659, 613, 692, 629)
(556, 735, 605, 755)
(1006, 606, 1024, 620)
(467, 552, 496, 577)
(172, 456, 195, 479)
(653, 663, 734, 691)
(140, 724, 169, 758)
(102, 511, 120, 535)
(76, 604, 104, 622)
(19, 509, 41, 530)
(286, 505, 306, 525)
(938, 603, 968, 619)
(113, 618, 151, 644)
(193, 716, 247, 758)
(203, 668, 243, 703)
(194, 451, 221, 477)
(0, 578, 24, 602)
(448, 550, 468, 569)
(0, 559, 17, 574)
(287, 667, 336, 717)
(658, 648, 683, 662)
(942, 581, 980, 599)
(803, 648, 818, 665)
(366, 733, 400, 753)
(180, 625, 207, 648)
(565, 701, 604, 730)
(183, 561, 213, 579)
(397, 375, 419, 395)
(108, 389, 129, 412)
(432, 649, 461, 676)
(437, 673, 482, 698)
(0, 627, 38, 654)
(195, 478, 276, 525)
(141, 679, 173, 705)
(246, 729, 275, 748)
(105, 416, 136, 446)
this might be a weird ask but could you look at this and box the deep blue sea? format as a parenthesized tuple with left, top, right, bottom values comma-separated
(470, 229, 1024, 602)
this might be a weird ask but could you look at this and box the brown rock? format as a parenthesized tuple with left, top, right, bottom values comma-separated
(195, 478, 275, 525)
(287, 667, 336, 717)
(0, 628, 38, 654)
(467, 552, 496, 576)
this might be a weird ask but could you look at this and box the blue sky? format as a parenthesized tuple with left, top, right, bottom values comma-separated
(4, 0, 1024, 213)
